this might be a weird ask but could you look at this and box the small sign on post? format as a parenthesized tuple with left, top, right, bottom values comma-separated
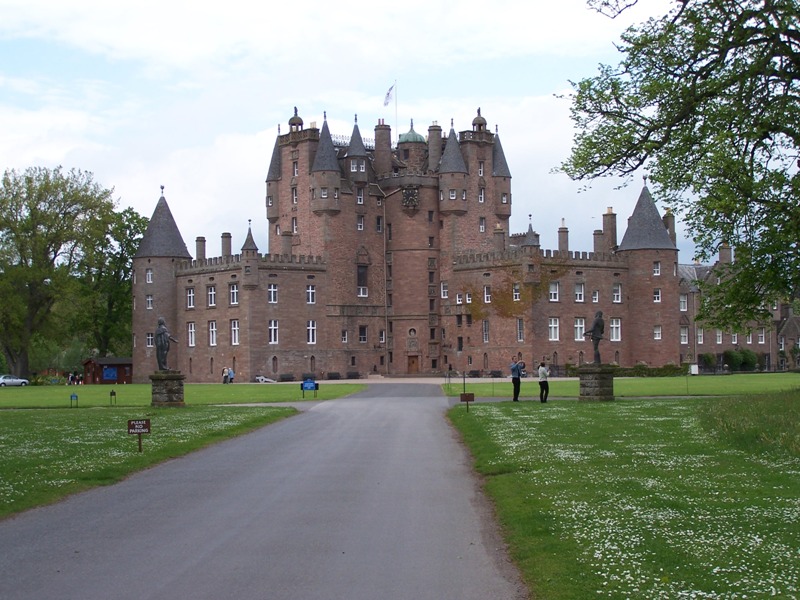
(460, 392, 475, 412)
(300, 379, 319, 399)
(69, 393, 78, 408)
(128, 419, 151, 453)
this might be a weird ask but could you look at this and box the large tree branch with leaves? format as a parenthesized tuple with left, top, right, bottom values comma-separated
(562, 0, 800, 327)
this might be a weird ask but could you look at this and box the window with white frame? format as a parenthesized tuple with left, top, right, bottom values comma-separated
(574, 317, 585, 341)
(758, 327, 765, 344)
(479, 217, 486, 233)
(653, 288, 661, 303)
(548, 317, 559, 341)
(653, 261, 661, 276)
(306, 285, 316, 304)
(549, 281, 559, 302)
(654, 325, 662, 340)
(501, 193, 508, 204)
(321, 187, 328, 198)
(145, 268, 153, 283)
(357, 215, 364, 231)
(267, 195, 273, 206)
(376, 216, 383, 232)
(209, 320, 217, 346)
(478, 161, 484, 176)
(746, 332, 752, 344)
(268, 283, 278, 303)
(440, 282, 448, 299)
(146, 294, 153, 310)
(188, 322, 196, 347)
(357, 265, 368, 297)
(186, 287, 195, 309)
(307, 320, 317, 344)
(292, 187, 298, 204)
(449, 189, 456, 200)
(716, 329, 723, 344)
(513, 283, 520, 301)
(357, 188, 364, 204)
(465, 292, 472, 304)
(680, 293, 688, 311)
(292, 217, 298, 233)
(610, 318, 621, 341)
(517, 318, 524, 342)
(456, 293, 463, 305)
(229, 283, 238, 305)
(379, 329, 386, 343)
(207, 285, 216, 307)
(592, 290, 599, 303)
(731, 332, 738, 344)
(612, 283, 622, 303)
(680, 326, 689, 344)
(292, 161, 298, 176)
(478, 188, 485, 203)
(697, 328, 704, 344)
(231, 319, 239, 345)
(269, 320, 279, 344)
(351, 160, 358, 172)
(359, 159, 365, 172)
(482, 320, 490, 343)
(484, 285, 491, 303)
(461, 190, 467, 200)
(575, 283, 585, 303)
(341, 330, 348, 343)
(146, 333, 154, 347)
(779, 336, 785, 351)
(359, 325, 367, 343)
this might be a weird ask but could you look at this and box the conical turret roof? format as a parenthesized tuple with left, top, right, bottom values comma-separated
(266, 133, 282, 182)
(439, 127, 468, 174)
(618, 186, 677, 251)
(492, 133, 511, 178)
(311, 119, 340, 172)
(241, 225, 259, 252)
(346, 118, 368, 157)
(134, 192, 191, 259)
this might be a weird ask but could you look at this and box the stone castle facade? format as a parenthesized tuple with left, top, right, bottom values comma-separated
(131, 107, 791, 383)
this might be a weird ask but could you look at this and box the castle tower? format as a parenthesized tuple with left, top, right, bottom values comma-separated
(131, 189, 191, 382)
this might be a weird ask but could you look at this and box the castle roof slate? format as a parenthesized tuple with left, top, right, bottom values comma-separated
(492, 133, 511, 178)
(346, 120, 368, 157)
(439, 128, 468, 174)
(134, 194, 191, 259)
(241, 226, 259, 252)
(266, 134, 282, 182)
(618, 186, 677, 251)
(311, 119, 340, 172)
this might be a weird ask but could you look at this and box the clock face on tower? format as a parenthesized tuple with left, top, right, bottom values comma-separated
(402, 186, 419, 208)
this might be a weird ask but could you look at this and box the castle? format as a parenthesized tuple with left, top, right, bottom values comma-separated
(131, 107, 789, 383)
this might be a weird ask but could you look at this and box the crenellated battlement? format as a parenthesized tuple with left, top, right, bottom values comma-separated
(452, 246, 624, 270)
(176, 252, 326, 273)
(262, 253, 325, 266)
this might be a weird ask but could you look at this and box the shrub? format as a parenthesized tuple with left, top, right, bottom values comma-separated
(740, 349, 758, 371)
(723, 349, 743, 371)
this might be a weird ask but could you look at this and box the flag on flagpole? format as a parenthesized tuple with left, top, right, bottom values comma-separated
(383, 84, 394, 107)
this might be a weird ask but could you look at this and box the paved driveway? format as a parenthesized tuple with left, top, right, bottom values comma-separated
(0, 383, 527, 600)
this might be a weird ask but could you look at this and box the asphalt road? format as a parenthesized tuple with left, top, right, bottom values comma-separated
(0, 383, 527, 600)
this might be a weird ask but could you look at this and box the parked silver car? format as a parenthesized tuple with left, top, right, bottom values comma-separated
(0, 374, 29, 386)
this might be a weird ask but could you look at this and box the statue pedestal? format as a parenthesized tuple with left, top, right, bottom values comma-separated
(150, 370, 186, 407)
(578, 365, 615, 402)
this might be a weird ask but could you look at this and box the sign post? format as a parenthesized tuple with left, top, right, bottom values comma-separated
(128, 419, 151, 453)
(460, 392, 475, 412)
(300, 379, 319, 399)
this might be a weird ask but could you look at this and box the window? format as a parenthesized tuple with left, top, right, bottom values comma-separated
(654, 325, 662, 340)
(501, 193, 508, 204)
(357, 265, 368, 297)
(146, 333, 154, 347)
(357, 188, 364, 204)
(209, 320, 217, 346)
(269, 320, 279, 344)
(517, 318, 524, 342)
(292, 187, 298, 204)
(359, 326, 367, 343)
(610, 318, 621, 342)
(746, 332, 752, 344)
(379, 330, 386, 343)
(548, 318, 559, 341)
(307, 320, 317, 344)
(758, 327, 766, 344)
(466, 292, 472, 304)
(145, 268, 153, 283)
(440, 282, 448, 299)
(449, 189, 456, 200)
(574, 283, 584, 303)
(479, 217, 486, 233)
(359, 159, 365, 172)
(321, 187, 328, 198)
(680, 293, 688, 311)
(376, 216, 383, 232)
(267, 195, 273, 206)
(292, 217, 298, 233)
(351, 160, 358, 172)
(478, 161, 484, 176)
(513, 283, 520, 302)
(186, 287, 195, 309)
(697, 328, 704, 344)
(207, 285, 216, 307)
(334, 188, 339, 199)
(188, 322, 196, 347)
(653, 261, 661, 276)
(482, 320, 490, 343)
(592, 290, 599, 303)
(478, 188, 485, 203)
(229, 284, 238, 305)
(680, 326, 689, 344)
(549, 281, 559, 302)
(574, 317, 585, 341)
(456, 293, 463, 305)
(231, 320, 240, 345)
(341, 330, 348, 343)
(731, 333, 738, 344)
(146, 294, 153, 310)
(461, 190, 467, 200)
(484, 285, 491, 303)
(357, 215, 364, 231)
(612, 283, 622, 303)
(268, 284, 278, 303)
(306, 285, 316, 304)
(293, 161, 298, 176)
(780, 336, 785, 351)
(716, 329, 723, 344)
(653, 288, 661, 303)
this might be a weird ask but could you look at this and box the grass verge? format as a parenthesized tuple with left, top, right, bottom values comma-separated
(448, 393, 800, 598)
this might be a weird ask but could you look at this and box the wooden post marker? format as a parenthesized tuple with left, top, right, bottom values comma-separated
(128, 419, 151, 453)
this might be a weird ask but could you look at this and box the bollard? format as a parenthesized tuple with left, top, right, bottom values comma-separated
(109, 390, 117, 406)
(69, 393, 78, 407)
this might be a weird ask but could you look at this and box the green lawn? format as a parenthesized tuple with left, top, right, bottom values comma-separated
(448, 390, 800, 599)
(443, 372, 800, 399)
(0, 381, 367, 409)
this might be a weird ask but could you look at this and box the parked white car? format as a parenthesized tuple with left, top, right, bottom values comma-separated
(0, 374, 29, 386)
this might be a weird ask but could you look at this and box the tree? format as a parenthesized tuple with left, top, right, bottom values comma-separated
(0, 166, 117, 376)
(561, 0, 800, 328)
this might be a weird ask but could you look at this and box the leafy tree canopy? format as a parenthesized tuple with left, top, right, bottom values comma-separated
(562, 0, 800, 327)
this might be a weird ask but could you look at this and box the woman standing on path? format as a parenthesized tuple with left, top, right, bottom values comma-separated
(538, 361, 550, 403)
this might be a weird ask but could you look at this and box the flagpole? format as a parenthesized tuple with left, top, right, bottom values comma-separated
(393, 80, 397, 148)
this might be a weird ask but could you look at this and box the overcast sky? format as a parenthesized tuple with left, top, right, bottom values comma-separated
(0, 0, 694, 259)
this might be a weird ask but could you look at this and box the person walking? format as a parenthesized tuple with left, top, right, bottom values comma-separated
(538, 361, 550, 403)
(222, 367, 229, 384)
(510, 357, 525, 402)
(228, 367, 235, 384)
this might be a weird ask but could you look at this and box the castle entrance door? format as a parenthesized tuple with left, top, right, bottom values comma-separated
(407, 356, 419, 374)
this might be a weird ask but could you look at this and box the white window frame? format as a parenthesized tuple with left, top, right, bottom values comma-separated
(478, 188, 485, 203)
(653, 288, 661, 303)
(188, 322, 196, 347)
(292, 187, 298, 204)
(758, 327, 765, 344)
(357, 215, 365, 231)
(186, 287, 195, 309)
(482, 320, 490, 343)
(306, 284, 316, 304)
(357, 188, 364, 204)
(592, 290, 599, 303)
(483, 285, 491, 303)
(479, 217, 486, 233)
(341, 330, 348, 343)
(680, 293, 688, 311)
(716, 329, 723, 344)
(209, 320, 217, 346)
(575, 283, 584, 303)
(680, 326, 689, 344)
(517, 318, 524, 342)
(513, 283, 520, 302)
(653, 261, 661, 276)
(146, 333, 154, 347)
(145, 268, 153, 283)
(268, 283, 278, 304)
(231, 319, 240, 345)
(612, 283, 622, 303)
(229, 283, 238, 306)
(440, 282, 449, 299)
(359, 326, 367, 343)
(501, 193, 508, 204)
(731, 333, 738, 344)
(549, 281, 559, 302)
(548, 317, 559, 341)
(654, 325, 662, 340)
(357, 286, 369, 298)
(574, 317, 585, 341)
(456, 293, 463, 305)
(478, 161, 484, 176)
(307, 320, 317, 344)
(269, 320, 279, 344)
(207, 285, 216, 307)
(697, 327, 704, 344)
(449, 189, 456, 200)
(465, 292, 472, 304)
(610, 318, 621, 342)
(146, 294, 153, 310)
